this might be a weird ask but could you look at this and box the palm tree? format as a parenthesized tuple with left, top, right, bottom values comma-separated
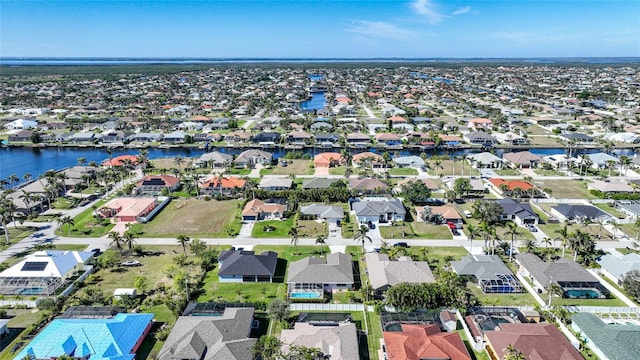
(19, 191, 36, 216)
(543, 236, 553, 248)
(554, 222, 571, 257)
(353, 225, 372, 257)
(8, 174, 19, 187)
(466, 224, 481, 254)
(57, 215, 75, 235)
(108, 231, 124, 253)
(173, 156, 185, 173)
(479, 221, 492, 252)
(503, 222, 523, 262)
(177, 234, 191, 254)
(315, 234, 327, 256)
(289, 227, 299, 254)
(523, 239, 536, 254)
(503, 344, 526, 360)
(122, 230, 137, 257)
(432, 159, 443, 177)
(22, 173, 32, 183)
(546, 281, 563, 307)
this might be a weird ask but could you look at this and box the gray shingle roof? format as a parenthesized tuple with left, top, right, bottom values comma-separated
(280, 322, 359, 360)
(287, 252, 354, 284)
(572, 313, 640, 360)
(352, 199, 405, 217)
(218, 250, 277, 277)
(516, 253, 597, 285)
(158, 307, 255, 360)
(365, 253, 434, 290)
(552, 204, 610, 221)
(300, 204, 344, 219)
(450, 255, 513, 281)
(302, 178, 339, 189)
(597, 253, 640, 281)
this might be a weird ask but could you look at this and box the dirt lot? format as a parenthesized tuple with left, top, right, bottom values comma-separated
(135, 199, 242, 237)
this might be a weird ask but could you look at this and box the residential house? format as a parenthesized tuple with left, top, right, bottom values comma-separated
(310, 122, 334, 132)
(241, 199, 284, 221)
(163, 130, 186, 143)
(588, 180, 634, 193)
(102, 155, 138, 167)
(396, 178, 440, 193)
(301, 178, 341, 190)
(258, 177, 293, 191)
(560, 132, 595, 143)
(467, 152, 503, 168)
(158, 307, 256, 360)
(129, 132, 163, 143)
(352, 198, 406, 224)
(346, 132, 371, 144)
(451, 255, 522, 293)
(375, 132, 402, 146)
(438, 134, 464, 147)
(286, 131, 312, 144)
(484, 323, 583, 360)
(495, 131, 530, 145)
(99, 197, 157, 222)
(419, 204, 463, 224)
(280, 322, 359, 360)
(444, 178, 486, 197)
(352, 152, 385, 168)
(299, 204, 344, 224)
(234, 149, 273, 168)
(365, 253, 434, 297)
(135, 175, 180, 195)
(314, 152, 344, 168)
(176, 121, 203, 131)
(468, 118, 492, 129)
(15, 313, 153, 360)
(489, 178, 537, 197)
(393, 155, 425, 169)
(495, 198, 539, 225)
(516, 253, 607, 297)
(349, 178, 389, 194)
(101, 131, 131, 144)
(196, 151, 234, 169)
(551, 204, 612, 223)
(218, 250, 278, 282)
(314, 133, 340, 145)
(586, 152, 619, 169)
(225, 130, 252, 143)
(199, 176, 246, 196)
(8, 130, 32, 142)
(571, 313, 640, 360)
(252, 131, 281, 144)
(464, 131, 497, 146)
(502, 151, 542, 169)
(69, 132, 101, 143)
(287, 252, 354, 299)
(615, 200, 640, 219)
(382, 324, 471, 360)
(597, 253, 640, 284)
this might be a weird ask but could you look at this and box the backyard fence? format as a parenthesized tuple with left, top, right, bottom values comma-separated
(289, 303, 371, 312)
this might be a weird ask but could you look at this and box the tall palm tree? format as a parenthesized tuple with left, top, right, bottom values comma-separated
(466, 224, 481, 254)
(57, 215, 75, 235)
(173, 156, 185, 173)
(108, 231, 124, 253)
(554, 222, 571, 258)
(0, 196, 14, 244)
(315, 234, 327, 256)
(122, 230, 137, 257)
(22, 173, 32, 183)
(503, 222, 523, 262)
(177, 234, 191, 254)
(289, 227, 299, 253)
(8, 174, 19, 187)
(432, 159, 443, 177)
(546, 281, 563, 307)
(353, 225, 372, 257)
(479, 221, 492, 252)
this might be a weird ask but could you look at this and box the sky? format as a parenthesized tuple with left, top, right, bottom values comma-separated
(1, 0, 639, 58)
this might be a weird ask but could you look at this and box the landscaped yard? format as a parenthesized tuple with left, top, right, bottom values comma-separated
(0, 226, 39, 250)
(425, 159, 479, 177)
(252, 218, 295, 238)
(532, 179, 594, 199)
(133, 199, 242, 237)
(296, 220, 327, 237)
(328, 166, 346, 175)
(468, 285, 537, 306)
(54, 200, 115, 237)
(379, 222, 453, 240)
(388, 168, 418, 176)
(259, 160, 313, 176)
(493, 168, 522, 176)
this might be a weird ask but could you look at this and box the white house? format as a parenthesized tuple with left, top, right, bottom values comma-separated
(4, 119, 38, 130)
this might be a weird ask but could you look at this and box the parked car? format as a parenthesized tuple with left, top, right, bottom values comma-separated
(464, 210, 472, 218)
(526, 224, 538, 232)
(121, 260, 141, 267)
(452, 229, 460, 236)
(394, 242, 409, 248)
(367, 221, 375, 229)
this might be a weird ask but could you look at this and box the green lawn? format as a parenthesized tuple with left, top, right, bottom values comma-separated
(252, 245, 324, 262)
(198, 261, 286, 303)
(593, 203, 627, 219)
(328, 166, 346, 175)
(468, 284, 537, 306)
(425, 159, 479, 177)
(135, 304, 176, 360)
(456, 329, 491, 360)
(493, 169, 522, 176)
(379, 222, 453, 240)
(365, 311, 383, 360)
(388, 168, 418, 176)
(297, 220, 327, 237)
(252, 218, 295, 238)
(532, 179, 595, 199)
(260, 160, 313, 176)
(0, 226, 38, 250)
(52, 197, 75, 209)
(341, 214, 357, 239)
(54, 200, 115, 237)
(551, 296, 627, 307)
(133, 199, 242, 238)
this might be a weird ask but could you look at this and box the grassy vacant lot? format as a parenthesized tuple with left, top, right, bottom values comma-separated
(528, 135, 566, 146)
(55, 200, 115, 237)
(493, 168, 521, 176)
(388, 168, 418, 176)
(532, 179, 594, 199)
(134, 199, 242, 238)
(425, 159, 479, 177)
(252, 218, 295, 238)
(328, 166, 346, 175)
(379, 222, 453, 240)
(537, 222, 613, 241)
(468, 285, 537, 306)
(296, 220, 327, 237)
(259, 160, 313, 176)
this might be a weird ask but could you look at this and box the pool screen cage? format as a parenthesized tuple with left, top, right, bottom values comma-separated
(380, 311, 442, 331)
(480, 274, 523, 293)
(557, 281, 609, 297)
(468, 306, 527, 323)
(0, 276, 61, 295)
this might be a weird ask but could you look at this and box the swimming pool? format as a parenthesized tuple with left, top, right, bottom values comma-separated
(290, 292, 322, 299)
(565, 289, 600, 299)
(478, 316, 511, 331)
(19, 287, 44, 295)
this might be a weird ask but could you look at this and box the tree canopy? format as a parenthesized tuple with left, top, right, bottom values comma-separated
(400, 179, 432, 205)
(472, 200, 504, 224)
(623, 269, 640, 302)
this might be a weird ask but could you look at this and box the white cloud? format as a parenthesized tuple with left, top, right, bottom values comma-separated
(451, 6, 471, 16)
(493, 30, 577, 46)
(410, 0, 446, 25)
(345, 20, 415, 40)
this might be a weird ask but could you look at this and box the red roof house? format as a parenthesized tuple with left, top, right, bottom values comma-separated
(102, 155, 139, 167)
(383, 324, 471, 360)
(485, 323, 583, 360)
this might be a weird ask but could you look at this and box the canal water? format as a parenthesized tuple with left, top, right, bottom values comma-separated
(0, 145, 633, 183)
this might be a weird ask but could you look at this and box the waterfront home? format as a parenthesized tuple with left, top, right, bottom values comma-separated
(4, 118, 37, 130)
(15, 313, 153, 360)
(352, 152, 385, 168)
(597, 253, 640, 284)
(494, 131, 530, 145)
(135, 175, 180, 195)
(218, 250, 278, 282)
(196, 151, 233, 169)
(99, 197, 157, 222)
(0, 250, 94, 295)
(234, 149, 273, 168)
(299, 204, 344, 224)
(550, 204, 612, 223)
(163, 130, 186, 143)
(467, 152, 503, 168)
(199, 176, 246, 196)
(101, 130, 132, 143)
(451, 255, 522, 293)
(571, 313, 640, 360)
(560, 132, 595, 143)
(393, 155, 425, 169)
(438, 134, 463, 147)
(258, 177, 293, 191)
(382, 324, 471, 360)
(365, 253, 434, 297)
(8, 130, 32, 142)
(515, 253, 607, 298)
(346, 132, 371, 144)
(241, 199, 284, 221)
(314, 132, 340, 144)
(502, 151, 542, 169)
(301, 178, 341, 190)
(484, 323, 583, 360)
(314, 152, 344, 168)
(158, 307, 255, 360)
(70, 132, 101, 143)
(102, 155, 138, 167)
(128, 132, 163, 142)
(349, 177, 390, 194)
(286, 131, 312, 144)
(352, 198, 405, 224)
(375, 132, 402, 145)
(588, 180, 633, 193)
(224, 130, 252, 143)
(252, 131, 281, 144)
(287, 252, 354, 299)
(495, 198, 539, 225)
(468, 117, 492, 129)
(463, 131, 497, 146)
(280, 322, 359, 360)
(586, 152, 619, 169)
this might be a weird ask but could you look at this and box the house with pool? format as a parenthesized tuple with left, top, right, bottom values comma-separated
(286, 252, 354, 299)
(515, 253, 608, 299)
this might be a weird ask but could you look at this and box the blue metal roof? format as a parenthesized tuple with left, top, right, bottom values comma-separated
(14, 313, 153, 360)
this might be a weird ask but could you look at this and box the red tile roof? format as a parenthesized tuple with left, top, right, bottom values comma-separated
(200, 176, 246, 189)
(102, 155, 139, 167)
(314, 152, 344, 167)
(489, 178, 534, 191)
(136, 175, 180, 187)
(383, 324, 471, 360)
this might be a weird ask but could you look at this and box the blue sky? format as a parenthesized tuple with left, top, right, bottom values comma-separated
(1, 0, 638, 58)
